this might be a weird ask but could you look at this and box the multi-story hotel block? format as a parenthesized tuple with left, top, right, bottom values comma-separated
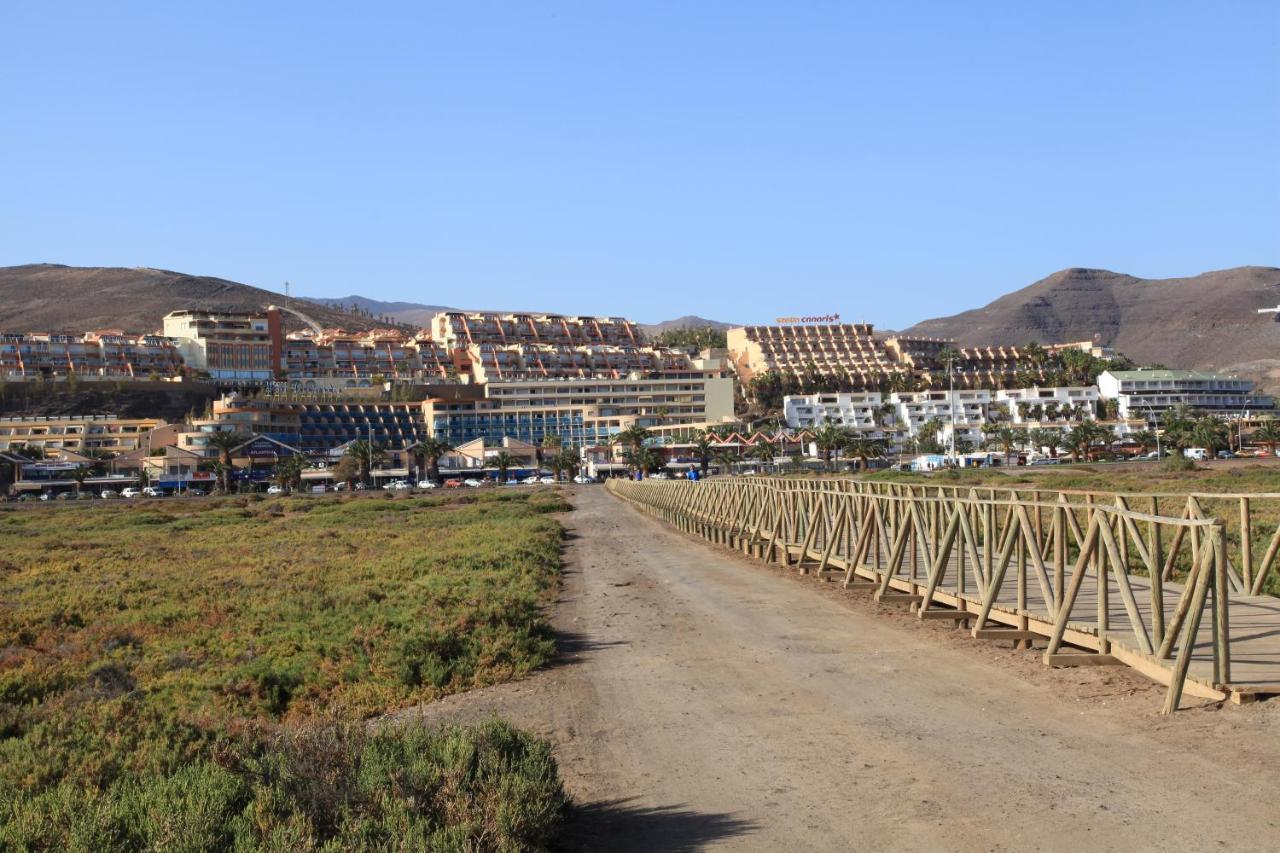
(162, 309, 283, 381)
(0, 415, 165, 455)
(183, 362, 735, 454)
(995, 386, 1099, 424)
(727, 324, 901, 385)
(0, 331, 184, 380)
(431, 311, 643, 350)
(726, 323, 1029, 390)
(423, 372, 735, 448)
(1097, 370, 1274, 420)
(281, 331, 456, 383)
(784, 386, 1107, 450)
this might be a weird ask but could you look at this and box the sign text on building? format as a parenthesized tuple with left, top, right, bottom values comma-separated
(775, 313, 841, 325)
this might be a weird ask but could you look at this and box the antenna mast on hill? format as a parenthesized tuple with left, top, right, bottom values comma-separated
(284, 281, 291, 314)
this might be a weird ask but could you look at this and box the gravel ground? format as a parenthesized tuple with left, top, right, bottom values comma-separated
(388, 486, 1280, 852)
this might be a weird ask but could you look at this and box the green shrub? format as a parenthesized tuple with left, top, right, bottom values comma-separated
(0, 720, 566, 852)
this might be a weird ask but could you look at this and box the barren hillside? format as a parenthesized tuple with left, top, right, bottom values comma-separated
(903, 266, 1280, 372)
(0, 265, 397, 333)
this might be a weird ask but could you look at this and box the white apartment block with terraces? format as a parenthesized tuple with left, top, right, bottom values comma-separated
(784, 386, 1113, 449)
(1097, 370, 1274, 420)
(994, 386, 1099, 424)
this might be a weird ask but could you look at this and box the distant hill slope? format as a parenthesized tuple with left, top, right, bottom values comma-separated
(0, 265, 394, 333)
(639, 315, 736, 338)
(305, 296, 735, 339)
(302, 295, 453, 328)
(902, 266, 1280, 373)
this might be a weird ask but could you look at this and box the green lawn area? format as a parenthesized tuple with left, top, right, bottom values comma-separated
(0, 490, 570, 850)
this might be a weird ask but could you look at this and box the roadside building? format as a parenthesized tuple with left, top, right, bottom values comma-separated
(1097, 370, 1274, 420)
(423, 373, 736, 447)
(0, 415, 166, 455)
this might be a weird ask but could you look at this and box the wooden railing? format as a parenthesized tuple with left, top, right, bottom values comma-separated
(605, 476, 1272, 713)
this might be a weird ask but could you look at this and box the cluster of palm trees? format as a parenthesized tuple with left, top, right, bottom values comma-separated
(808, 420, 887, 471)
(612, 425, 663, 475)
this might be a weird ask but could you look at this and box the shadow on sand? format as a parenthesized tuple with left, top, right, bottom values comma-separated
(557, 797, 758, 852)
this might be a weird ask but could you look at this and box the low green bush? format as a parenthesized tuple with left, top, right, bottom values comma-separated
(0, 719, 566, 851)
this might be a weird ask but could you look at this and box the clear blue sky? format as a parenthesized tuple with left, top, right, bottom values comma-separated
(2, 2, 1277, 327)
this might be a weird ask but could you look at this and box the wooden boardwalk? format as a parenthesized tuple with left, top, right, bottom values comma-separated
(607, 477, 1280, 712)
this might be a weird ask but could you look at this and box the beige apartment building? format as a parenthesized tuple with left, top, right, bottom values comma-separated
(0, 415, 165, 455)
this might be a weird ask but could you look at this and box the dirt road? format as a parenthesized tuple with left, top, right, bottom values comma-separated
(398, 487, 1280, 851)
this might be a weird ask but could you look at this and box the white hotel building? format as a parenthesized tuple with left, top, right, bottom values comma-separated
(1097, 370, 1273, 421)
(784, 386, 1106, 450)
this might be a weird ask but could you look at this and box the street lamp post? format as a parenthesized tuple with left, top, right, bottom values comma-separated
(947, 351, 957, 460)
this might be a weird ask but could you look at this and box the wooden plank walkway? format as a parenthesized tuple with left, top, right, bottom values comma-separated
(607, 478, 1280, 711)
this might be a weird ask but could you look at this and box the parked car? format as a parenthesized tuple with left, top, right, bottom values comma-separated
(383, 480, 411, 491)
(444, 479, 464, 488)
(100, 490, 119, 499)
(1216, 450, 1238, 459)
(39, 492, 52, 501)
(463, 478, 483, 488)
(120, 487, 142, 499)
(56, 491, 75, 500)
(1183, 447, 1209, 461)
(266, 484, 285, 495)
(1028, 458, 1060, 466)
(416, 480, 438, 489)
(141, 486, 162, 497)
(186, 487, 206, 496)
(539, 476, 557, 485)
(573, 474, 594, 484)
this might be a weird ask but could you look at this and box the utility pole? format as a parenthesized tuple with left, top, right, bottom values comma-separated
(948, 350, 957, 460)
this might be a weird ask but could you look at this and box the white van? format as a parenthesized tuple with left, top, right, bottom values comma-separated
(1182, 447, 1208, 461)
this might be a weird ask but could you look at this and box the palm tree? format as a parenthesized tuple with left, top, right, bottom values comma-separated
(1251, 419, 1280, 456)
(1188, 416, 1230, 454)
(538, 433, 563, 470)
(991, 426, 1022, 465)
(812, 420, 850, 470)
(843, 436, 886, 470)
(615, 425, 652, 451)
(416, 437, 454, 484)
(692, 432, 715, 477)
(344, 439, 388, 486)
(553, 448, 581, 481)
(749, 441, 776, 472)
(71, 464, 90, 494)
(204, 430, 246, 494)
(1129, 429, 1157, 456)
(711, 448, 737, 476)
(274, 454, 305, 491)
(1028, 427, 1062, 459)
(492, 451, 517, 482)
(1066, 423, 1098, 462)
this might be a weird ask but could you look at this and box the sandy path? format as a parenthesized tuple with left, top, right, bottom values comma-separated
(393, 486, 1280, 851)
